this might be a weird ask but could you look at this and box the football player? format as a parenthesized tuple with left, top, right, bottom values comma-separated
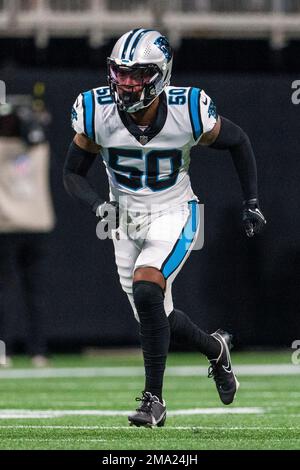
(64, 29, 266, 428)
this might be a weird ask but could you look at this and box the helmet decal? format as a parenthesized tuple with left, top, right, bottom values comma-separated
(154, 36, 172, 62)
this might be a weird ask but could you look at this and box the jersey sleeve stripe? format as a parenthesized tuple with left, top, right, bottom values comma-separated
(91, 90, 96, 141)
(161, 200, 200, 279)
(188, 87, 202, 141)
(81, 93, 87, 136)
(82, 90, 96, 141)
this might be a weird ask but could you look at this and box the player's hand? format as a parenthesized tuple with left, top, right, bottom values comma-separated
(96, 201, 119, 229)
(242, 198, 266, 238)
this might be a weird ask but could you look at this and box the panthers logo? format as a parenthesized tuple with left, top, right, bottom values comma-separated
(71, 106, 78, 122)
(208, 100, 217, 119)
(154, 36, 172, 62)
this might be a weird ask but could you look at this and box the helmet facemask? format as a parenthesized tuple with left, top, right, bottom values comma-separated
(107, 59, 163, 113)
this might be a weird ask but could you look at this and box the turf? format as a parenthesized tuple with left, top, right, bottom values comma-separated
(0, 351, 299, 450)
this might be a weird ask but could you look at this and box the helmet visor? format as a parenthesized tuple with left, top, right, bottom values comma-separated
(108, 61, 159, 89)
(107, 59, 163, 112)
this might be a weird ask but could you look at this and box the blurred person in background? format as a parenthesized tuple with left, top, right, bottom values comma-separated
(0, 95, 55, 367)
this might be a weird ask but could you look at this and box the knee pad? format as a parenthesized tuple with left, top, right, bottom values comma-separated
(132, 281, 164, 319)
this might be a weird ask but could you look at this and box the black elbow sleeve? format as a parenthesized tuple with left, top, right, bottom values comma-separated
(63, 141, 104, 213)
(210, 116, 247, 150)
(64, 141, 97, 177)
(210, 117, 258, 201)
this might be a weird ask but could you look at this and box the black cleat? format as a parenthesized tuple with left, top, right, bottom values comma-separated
(208, 329, 240, 405)
(128, 391, 166, 428)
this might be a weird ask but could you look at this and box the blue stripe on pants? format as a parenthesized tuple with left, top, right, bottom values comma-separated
(161, 201, 199, 279)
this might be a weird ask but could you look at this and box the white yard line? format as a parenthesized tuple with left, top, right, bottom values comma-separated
(0, 407, 264, 419)
(0, 425, 297, 431)
(0, 364, 298, 379)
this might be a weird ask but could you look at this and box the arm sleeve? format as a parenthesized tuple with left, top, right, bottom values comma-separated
(63, 141, 104, 214)
(210, 116, 258, 201)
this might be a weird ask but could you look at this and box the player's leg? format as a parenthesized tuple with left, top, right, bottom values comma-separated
(133, 267, 168, 398)
(162, 212, 239, 405)
(132, 269, 221, 398)
(128, 202, 198, 427)
(168, 308, 221, 358)
(135, 201, 239, 406)
(168, 308, 239, 404)
(128, 266, 168, 427)
(112, 222, 168, 427)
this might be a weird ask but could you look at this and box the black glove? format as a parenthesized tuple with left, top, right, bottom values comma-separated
(242, 198, 266, 238)
(96, 201, 119, 230)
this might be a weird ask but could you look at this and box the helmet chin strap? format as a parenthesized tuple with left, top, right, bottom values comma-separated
(121, 87, 165, 114)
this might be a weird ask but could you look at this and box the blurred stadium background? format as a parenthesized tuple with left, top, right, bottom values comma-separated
(0, 1, 300, 355)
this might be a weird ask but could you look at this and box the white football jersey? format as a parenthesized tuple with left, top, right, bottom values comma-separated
(71, 86, 218, 213)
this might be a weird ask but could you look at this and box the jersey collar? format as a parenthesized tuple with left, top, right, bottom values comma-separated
(117, 92, 168, 146)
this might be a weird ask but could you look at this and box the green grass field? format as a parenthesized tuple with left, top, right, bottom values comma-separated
(0, 350, 299, 450)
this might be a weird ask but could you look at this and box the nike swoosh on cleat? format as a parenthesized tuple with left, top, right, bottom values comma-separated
(153, 410, 166, 426)
(222, 364, 232, 373)
(202, 97, 208, 105)
(215, 333, 232, 372)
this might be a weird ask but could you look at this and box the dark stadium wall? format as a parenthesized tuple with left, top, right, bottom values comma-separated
(2, 68, 299, 349)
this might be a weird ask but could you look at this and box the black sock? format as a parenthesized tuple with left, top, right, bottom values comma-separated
(133, 281, 170, 402)
(168, 309, 221, 360)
